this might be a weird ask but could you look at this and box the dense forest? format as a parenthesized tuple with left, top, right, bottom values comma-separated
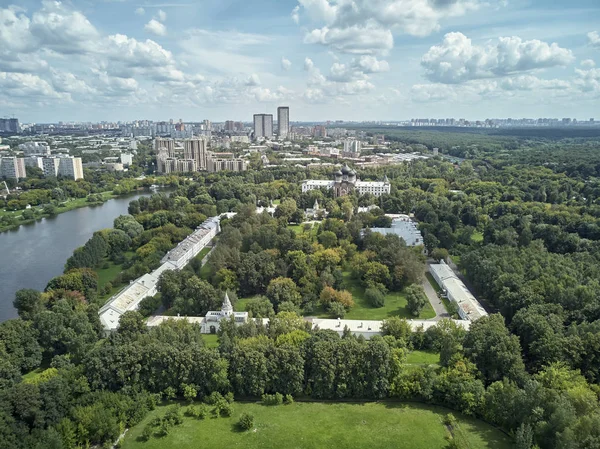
(2, 130, 600, 448)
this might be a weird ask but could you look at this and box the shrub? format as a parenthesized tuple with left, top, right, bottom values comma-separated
(262, 393, 284, 406)
(224, 392, 235, 404)
(283, 394, 294, 405)
(163, 386, 176, 400)
(197, 404, 209, 419)
(238, 413, 255, 431)
(139, 424, 153, 442)
(217, 401, 234, 417)
(444, 413, 457, 427)
(181, 383, 198, 403)
(164, 405, 183, 426)
(156, 421, 171, 437)
(149, 417, 162, 427)
(185, 405, 200, 418)
(204, 391, 224, 405)
(365, 287, 385, 308)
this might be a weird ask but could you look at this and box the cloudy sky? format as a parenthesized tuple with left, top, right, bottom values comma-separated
(1, 0, 599, 123)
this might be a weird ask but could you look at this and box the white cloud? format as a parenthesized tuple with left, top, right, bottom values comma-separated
(291, 6, 300, 24)
(573, 68, 600, 94)
(294, 0, 483, 54)
(499, 75, 570, 91)
(421, 32, 574, 84)
(30, 1, 100, 54)
(281, 57, 292, 71)
(581, 59, 595, 68)
(135, 7, 145, 16)
(145, 19, 167, 36)
(304, 57, 315, 71)
(588, 31, 600, 48)
(156, 9, 167, 22)
(50, 69, 94, 95)
(353, 56, 390, 73)
(245, 73, 261, 86)
(0, 71, 64, 99)
(304, 24, 393, 55)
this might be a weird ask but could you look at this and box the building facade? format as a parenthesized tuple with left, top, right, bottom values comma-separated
(207, 158, 248, 173)
(0, 157, 26, 179)
(183, 137, 208, 170)
(42, 156, 84, 180)
(277, 107, 290, 139)
(302, 164, 391, 197)
(18, 142, 50, 156)
(253, 114, 273, 139)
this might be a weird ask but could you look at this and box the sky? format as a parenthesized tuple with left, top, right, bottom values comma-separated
(0, 0, 599, 123)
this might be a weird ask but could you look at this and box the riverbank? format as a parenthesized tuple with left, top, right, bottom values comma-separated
(0, 190, 141, 233)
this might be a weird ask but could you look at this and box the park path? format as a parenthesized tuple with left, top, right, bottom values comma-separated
(421, 262, 450, 321)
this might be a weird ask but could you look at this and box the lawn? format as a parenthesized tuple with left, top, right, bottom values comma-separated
(311, 272, 436, 320)
(406, 350, 441, 366)
(289, 223, 319, 239)
(201, 334, 219, 348)
(95, 261, 124, 289)
(121, 401, 513, 449)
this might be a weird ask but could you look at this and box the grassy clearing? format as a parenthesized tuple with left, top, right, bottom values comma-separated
(95, 261, 124, 289)
(121, 401, 512, 449)
(201, 334, 219, 348)
(312, 272, 436, 320)
(406, 350, 441, 366)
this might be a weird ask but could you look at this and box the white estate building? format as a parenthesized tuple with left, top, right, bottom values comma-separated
(367, 215, 424, 246)
(161, 217, 220, 269)
(302, 164, 390, 197)
(99, 216, 222, 333)
(429, 261, 488, 322)
(147, 292, 249, 334)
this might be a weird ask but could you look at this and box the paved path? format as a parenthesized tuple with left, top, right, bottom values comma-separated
(421, 265, 450, 321)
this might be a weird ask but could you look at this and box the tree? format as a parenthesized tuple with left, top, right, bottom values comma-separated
(317, 231, 338, 248)
(266, 277, 301, 308)
(381, 317, 412, 341)
(463, 314, 526, 385)
(406, 285, 427, 316)
(431, 248, 449, 262)
(244, 296, 275, 318)
(14, 289, 43, 320)
(328, 302, 346, 318)
(365, 287, 385, 308)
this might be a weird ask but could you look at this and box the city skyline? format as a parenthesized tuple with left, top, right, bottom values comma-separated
(0, 0, 599, 122)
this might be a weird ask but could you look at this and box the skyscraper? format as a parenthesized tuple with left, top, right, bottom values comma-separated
(183, 138, 208, 170)
(277, 106, 290, 139)
(253, 114, 273, 139)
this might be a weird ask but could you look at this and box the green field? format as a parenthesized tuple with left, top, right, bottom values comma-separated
(121, 401, 512, 449)
(406, 350, 441, 366)
(311, 272, 435, 320)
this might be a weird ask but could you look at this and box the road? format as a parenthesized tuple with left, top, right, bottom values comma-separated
(421, 264, 450, 321)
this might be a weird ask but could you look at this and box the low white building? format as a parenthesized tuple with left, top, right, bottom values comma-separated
(308, 318, 470, 339)
(430, 261, 488, 322)
(160, 217, 220, 269)
(366, 215, 424, 246)
(147, 292, 249, 334)
(305, 199, 328, 219)
(121, 153, 133, 166)
(19, 142, 50, 156)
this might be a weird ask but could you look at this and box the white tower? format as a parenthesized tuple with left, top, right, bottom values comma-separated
(221, 291, 233, 317)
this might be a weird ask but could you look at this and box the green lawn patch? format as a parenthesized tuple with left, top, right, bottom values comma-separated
(406, 350, 441, 366)
(121, 401, 512, 449)
(95, 261, 124, 289)
(201, 334, 219, 348)
(425, 273, 443, 294)
(311, 272, 435, 320)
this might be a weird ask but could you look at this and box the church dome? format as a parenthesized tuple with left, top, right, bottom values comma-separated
(341, 164, 351, 175)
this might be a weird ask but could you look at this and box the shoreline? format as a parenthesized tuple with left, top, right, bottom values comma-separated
(0, 189, 147, 233)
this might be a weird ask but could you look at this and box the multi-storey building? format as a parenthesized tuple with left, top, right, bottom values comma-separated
(42, 156, 84, 180)
(0, 118, 20, 134)
(154, 137, 175, 157)
(277, 106, 290, 139)
(253, 114, 273, 139)
(0, 157, 26, 179)
(18, 142, 51, 156)
(183, 138, 208, 170)
(207, 157, 248, 173)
